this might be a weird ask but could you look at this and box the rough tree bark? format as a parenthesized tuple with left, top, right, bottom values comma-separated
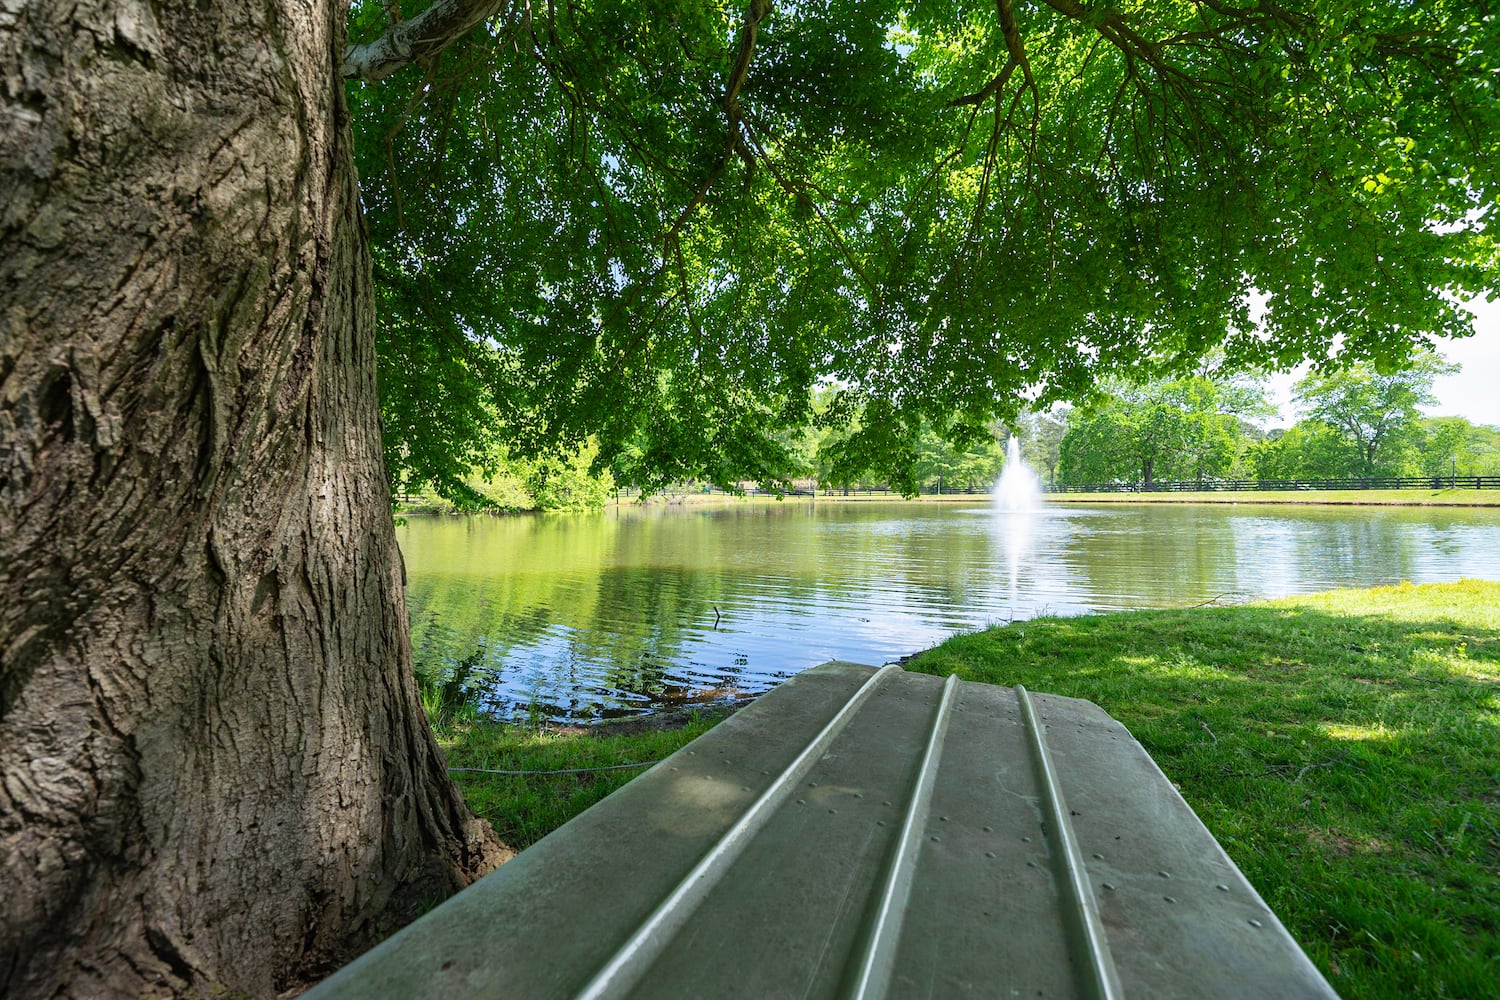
(0, 1, 508, 996)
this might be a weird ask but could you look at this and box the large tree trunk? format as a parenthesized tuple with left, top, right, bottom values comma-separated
(0, 2, 508, 996)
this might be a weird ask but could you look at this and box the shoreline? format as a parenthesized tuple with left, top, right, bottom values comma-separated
(1044, 491, 1500, 507)
(615, 486, 1500, 508)
(397, 487, 1500, 515)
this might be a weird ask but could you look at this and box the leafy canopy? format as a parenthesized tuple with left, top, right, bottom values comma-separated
(346, 0, 1498, 497)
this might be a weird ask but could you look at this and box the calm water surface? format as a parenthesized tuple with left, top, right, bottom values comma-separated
(398, 501, 1500, 721)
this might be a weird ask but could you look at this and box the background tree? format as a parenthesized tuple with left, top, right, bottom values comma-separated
(1462, 423, 1500, 476)
(1415, 417, 1472, 480)
(1433, 419, 1500, 476)
(1058, 375, 1265, 486)
(914, 423, 1004, 492)
(1058, 393, 1161, 485)
(1018, 408, 1071, 486)
(1292, 351, 1459, 476)
(1244, 421, 1360, 479)
(3, 0, 1496, 995)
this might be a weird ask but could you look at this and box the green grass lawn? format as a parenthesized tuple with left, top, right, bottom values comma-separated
(908, 579, 1500, 1000)
(435, 580, 1498, 999)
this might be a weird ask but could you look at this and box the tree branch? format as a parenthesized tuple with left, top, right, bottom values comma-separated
(948, 59, 1019, 108)
(739, 115, 880, 299)
(662, 0, 773, 248)
(344, 0, 511, 81)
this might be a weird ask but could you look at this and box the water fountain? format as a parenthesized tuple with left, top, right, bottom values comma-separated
(992, 436, 1045, 511)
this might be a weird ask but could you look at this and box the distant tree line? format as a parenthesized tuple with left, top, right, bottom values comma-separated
(399, 351, 1498, 509)
(1043, 352, 1500, 487)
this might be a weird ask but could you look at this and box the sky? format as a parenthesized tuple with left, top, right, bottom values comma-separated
(1262, 295, 1500, 429)
(1429, 296, 1500, 425)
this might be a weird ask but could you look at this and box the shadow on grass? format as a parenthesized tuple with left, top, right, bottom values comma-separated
(908, 587, 1499, 1000)
(434, 709, 734, 851)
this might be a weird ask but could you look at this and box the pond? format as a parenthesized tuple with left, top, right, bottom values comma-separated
(398, 500, 1500, 722)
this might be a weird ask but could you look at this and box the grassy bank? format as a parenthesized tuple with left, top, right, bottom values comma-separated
(1047, 487, 1500, 506)
(908, 580, 1499, 1000)
(433, 580, 1497, 998)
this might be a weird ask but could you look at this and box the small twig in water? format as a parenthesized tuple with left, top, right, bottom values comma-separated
(713, 605, 722, 629)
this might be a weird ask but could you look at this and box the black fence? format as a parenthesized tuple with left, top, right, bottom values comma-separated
(1043, 475, 1500, 494)
(614, 481, 997, 499)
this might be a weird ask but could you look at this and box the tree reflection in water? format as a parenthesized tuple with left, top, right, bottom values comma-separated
(399, 503, 1500, 723)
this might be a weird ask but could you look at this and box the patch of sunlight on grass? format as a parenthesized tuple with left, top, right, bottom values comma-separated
(1452, 665, 1500, 689)
(1160, 661, 1233, 682)
(1304, 827, 1395, 857)
(1320, 721, 1399, 742)
(1408, 648, 1466, 670)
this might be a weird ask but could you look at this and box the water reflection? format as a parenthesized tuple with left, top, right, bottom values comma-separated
(399, 502, 1500, 722)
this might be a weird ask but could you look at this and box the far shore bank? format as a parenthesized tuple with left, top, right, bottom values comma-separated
(399, 486, 1500, 516)
(605, 487, 1500, 508)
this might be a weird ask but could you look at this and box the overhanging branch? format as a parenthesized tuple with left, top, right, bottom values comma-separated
(663, 0, 773, 247)
(344, 0, 510, 81)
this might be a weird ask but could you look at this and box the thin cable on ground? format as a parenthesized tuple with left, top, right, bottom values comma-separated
(449, 761, 660, 776)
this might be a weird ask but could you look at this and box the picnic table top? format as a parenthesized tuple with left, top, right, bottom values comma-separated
(311, 661, 1338, 999)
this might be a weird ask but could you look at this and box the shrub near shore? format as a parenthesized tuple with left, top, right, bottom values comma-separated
(908, 579, 1499, 1000)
